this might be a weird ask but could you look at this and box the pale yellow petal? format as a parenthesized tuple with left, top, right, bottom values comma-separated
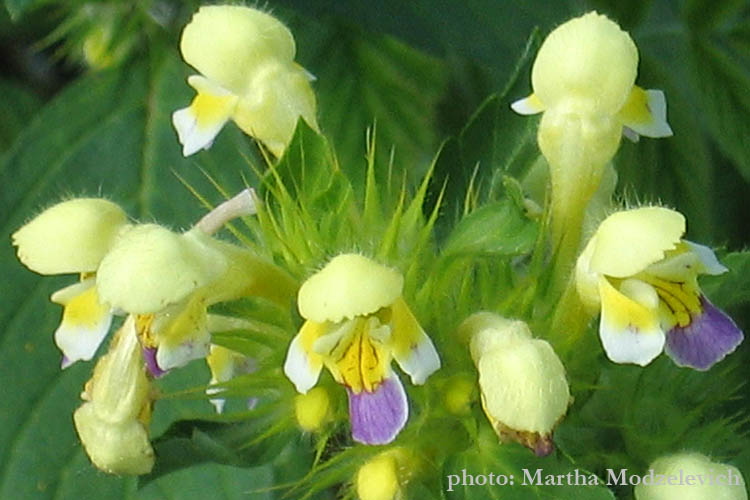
(73, 404, 154, 475)
(233, 60, 318, 157)
(684, 241, 727, 275)
(462, 312, 532, 363)
(74, 316, 154, 475)
(151, 298, 210, 371)
(51, 279, 112, 367)
(298, 254, 403, 323)
(575, 234, 603, 309)
(12, 198, 128, 274)
(96, 225, 227, 314)
(635, 452, 747, 500)
(179, 5, 295, 94)
(589, 206, 685, 277)
(388, 297, 440, 385)
(477, 338, 569, 434)
(510, 93, 545, 115)
(283, 320, 326, 393)
(531, 11, 638, 115)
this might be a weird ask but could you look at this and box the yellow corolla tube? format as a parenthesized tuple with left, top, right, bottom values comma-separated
(172, 5, 318, 157)
(283, 253, 441, 445)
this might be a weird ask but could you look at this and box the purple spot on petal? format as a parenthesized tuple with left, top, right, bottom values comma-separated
(60, 355, 72, 369)
(142, 347, 168, 378)
(348, 374, 409, 445)
(665, 296, 744, 371)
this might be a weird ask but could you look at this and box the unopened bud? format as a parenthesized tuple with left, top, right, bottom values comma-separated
(635, 452, 747, 500)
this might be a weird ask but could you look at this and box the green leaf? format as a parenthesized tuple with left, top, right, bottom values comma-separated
(441, 199, 537, 259)
(293, 19, 449, 188)
(701, 251, 750, 310)
(689, 35, 750, 183)
(555, 355, 748, 499)
(143, 416, 297, 485)
(430, 30, 541, 219)
(0, 78, 42, 152)
(3, 0, 37, 20)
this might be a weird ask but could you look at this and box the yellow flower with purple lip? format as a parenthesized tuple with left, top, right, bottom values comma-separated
(576, 206, 744, 369)
(12, 198, 130, 368)
(172, 5, 318, 157)
(283, 254, 441, 445)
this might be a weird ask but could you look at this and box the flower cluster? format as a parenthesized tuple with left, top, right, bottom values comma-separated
(13, 188, 295, 473)
(9, 5, 748, 499)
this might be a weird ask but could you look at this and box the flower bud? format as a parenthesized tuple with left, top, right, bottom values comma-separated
(356, 451, 403, 500)
(73, 317, 154, 474)
(634, 452, 747, 500)
(443, 375, 475, 415)
(462, 313, 570, 455)
(294, 386, 331, 432)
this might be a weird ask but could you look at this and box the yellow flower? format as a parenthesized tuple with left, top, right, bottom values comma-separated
(576, 206, 743, 368)
(461, 313, 570, 456)
(511, 12, 672, 248)
(73, 316, 154, 475)
(294, 386, 331, 432)
(283, 254, 440, 445)
(172, 5, 318, 157)
(635, 452, 747, 500)
(12, 198, 129, 367)
(356, 451, 403, 500)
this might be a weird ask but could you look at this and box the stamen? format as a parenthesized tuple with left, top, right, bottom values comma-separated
(194, 188, 258, 235)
